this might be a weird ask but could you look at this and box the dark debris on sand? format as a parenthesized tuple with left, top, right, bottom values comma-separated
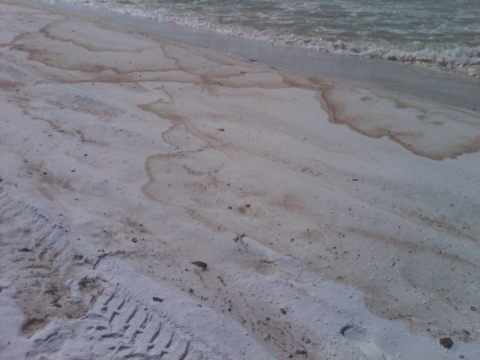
(191, 261, 208, 271)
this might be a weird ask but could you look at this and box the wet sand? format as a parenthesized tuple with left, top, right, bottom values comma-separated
(1, 1, 480, 359)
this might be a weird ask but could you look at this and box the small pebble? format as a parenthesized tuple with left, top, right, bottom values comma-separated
(439, 337, 454, 349)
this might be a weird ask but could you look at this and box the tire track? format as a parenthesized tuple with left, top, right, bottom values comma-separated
(0, 185, 215, 359)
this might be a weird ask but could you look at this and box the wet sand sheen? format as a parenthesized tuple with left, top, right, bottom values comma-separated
(0, 1, 479, 359)
(33, 0, 480, 112)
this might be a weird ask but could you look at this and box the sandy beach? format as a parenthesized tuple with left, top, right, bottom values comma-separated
(1, 0, 480, 359)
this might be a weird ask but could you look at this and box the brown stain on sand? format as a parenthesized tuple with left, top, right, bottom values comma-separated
(315, 88, 480, 160)
(13, 2, 480, 162)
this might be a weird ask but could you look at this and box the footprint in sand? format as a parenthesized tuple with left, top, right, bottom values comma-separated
(340, 324, 391, 360)
(361, 96, 378, 105)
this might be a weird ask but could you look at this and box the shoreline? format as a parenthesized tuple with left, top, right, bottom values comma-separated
(33, 0, 480, 112)
(35, 0, 480, 82)
(1, 0, 480, 359)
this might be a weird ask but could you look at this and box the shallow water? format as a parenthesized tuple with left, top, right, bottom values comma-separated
(60, 0, 480, 76)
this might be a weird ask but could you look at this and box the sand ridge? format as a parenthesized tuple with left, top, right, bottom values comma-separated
(1, 0, 480, 359)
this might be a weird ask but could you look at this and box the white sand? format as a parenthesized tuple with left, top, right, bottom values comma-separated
(1, 1, 480, 359)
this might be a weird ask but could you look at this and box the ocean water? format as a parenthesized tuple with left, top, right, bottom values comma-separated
(64, 0, 479, 76)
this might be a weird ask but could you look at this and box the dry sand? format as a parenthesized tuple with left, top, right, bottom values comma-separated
(1, 1, 480, 359)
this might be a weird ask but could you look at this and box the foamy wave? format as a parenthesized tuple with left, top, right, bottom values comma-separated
(70, 0, 480, 78)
